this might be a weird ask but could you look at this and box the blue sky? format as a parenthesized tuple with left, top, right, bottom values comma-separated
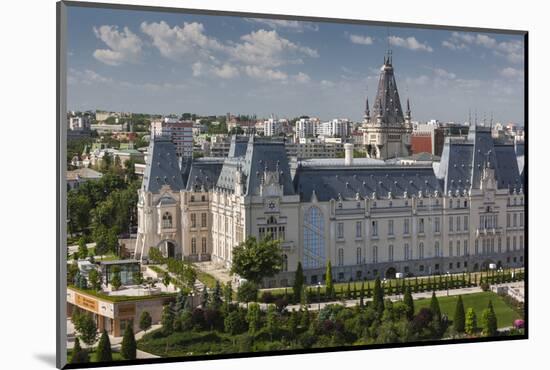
(67, 6, 525, 124)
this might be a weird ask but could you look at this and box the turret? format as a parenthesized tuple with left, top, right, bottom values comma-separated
(364, 97, 371, 123)
(405, 98, 411, 125)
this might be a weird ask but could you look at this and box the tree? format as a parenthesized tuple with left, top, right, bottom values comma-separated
(288, 308, 299, 337)
(373, 277, 385, 314)
(325, 260, 333, 298)
(359, 281, 365, 308)
(300, 306, 310, 329)
(430, 291, 441, 322)
(110, 266, 122, 291)
(222, 282, 233, 313)
(95, 330, 112, 362)
(77, 313, 98, 346)
(224, 309, 245, 335)
(78, 237, 88, 260)
(231, 236, 283, 285)
(293, 262, 305, 303)
(120, 325, 137, 360)
(162, 272, 171, 288)
(403, 286, 414, 321)
(133, 270, 144, 285)
(139, 311, 152, 333)
(237, 281, 258, 306)
(148, 247, 165, 264)
(70, 337, 89, 364)
(200, 285, 209, 308)
(88, 269, 101, 291)
(246, 303, 261, 334)
(161, 304, 174, 335)
(465, 308, 477, 335)
(68, 260, 79, 286)
(453, 295, 466, 334)
(481, 300, 498, 337)
(212, 281, 223, 310)
(266, 304, 279, 340)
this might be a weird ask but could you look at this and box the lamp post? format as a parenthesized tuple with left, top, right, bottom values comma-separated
(446, 272, 450, 296)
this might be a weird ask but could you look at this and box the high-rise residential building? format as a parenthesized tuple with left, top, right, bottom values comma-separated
(151, 119, 193, 158)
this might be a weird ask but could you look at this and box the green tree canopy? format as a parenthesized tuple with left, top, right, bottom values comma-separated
(231, 236, 282, 284)
(95, 330, 112, 362)
(453, 295, 466, 334)
(120, 325, 137, 360)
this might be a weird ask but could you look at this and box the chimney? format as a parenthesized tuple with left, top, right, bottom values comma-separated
(344, 143, 354, 166)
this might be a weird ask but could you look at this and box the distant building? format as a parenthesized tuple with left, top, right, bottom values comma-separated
(151, 119, 193, 158)
(411, 123, 445, 156)
(264, 116, 283, 137)
(295, 117, 319, 139)
(66, 167, 103, 190)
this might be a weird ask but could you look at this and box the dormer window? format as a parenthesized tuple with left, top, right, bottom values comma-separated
(338, 202, 343, 209)
(162, 212, 172, 229)
(190, 195, 195, 202)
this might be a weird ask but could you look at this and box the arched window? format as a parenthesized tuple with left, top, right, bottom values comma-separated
(162, 212, 172, 228)
(282, 254, 288, 272)
(303, 207, 325, 269)
(418, 242, 424, 259)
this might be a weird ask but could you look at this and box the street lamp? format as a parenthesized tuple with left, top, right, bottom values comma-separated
(317, 282, 321, 311)
(446, 272, 451, 296)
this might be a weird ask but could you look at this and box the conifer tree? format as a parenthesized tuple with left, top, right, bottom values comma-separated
(95, 330, 112, 362)
(373, 277, 385, 314)
(359, 281, 365, 308)
(325, 260, 333, 298)
(465, 308, 477, 335)
(481, 300, 498, 337)
(70, 337, 89, 364)
(200, 285, 209, 308)
(300, 306, 310, 329)
(453, 295, 466, 333)
(430, 291, 441, 322)
(212, 281, 223, 310)
(120, 325, 136, 360)
(293, 262, 305, 303)
(403, 286, 414, 321)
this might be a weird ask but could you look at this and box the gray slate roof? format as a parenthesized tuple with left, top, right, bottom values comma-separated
(186, 158, 224, 192)
(142, 137, 185, 192)
(371, 56, 405, 125)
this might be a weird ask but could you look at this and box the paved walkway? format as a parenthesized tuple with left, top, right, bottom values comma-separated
(194, 261, 233, 286)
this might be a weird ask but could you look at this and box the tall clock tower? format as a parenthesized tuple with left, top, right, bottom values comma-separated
(362, 52, 412, 159)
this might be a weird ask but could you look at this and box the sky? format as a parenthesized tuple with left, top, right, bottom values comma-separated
(66, 6, 525, 124)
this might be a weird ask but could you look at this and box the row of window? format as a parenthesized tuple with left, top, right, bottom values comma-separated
(336, 216, 469, 239)
(506, 212, 524, 228)
(190, 236, 208, 255)
(190, 213, 208, 228)
(335, 235, 525, 266)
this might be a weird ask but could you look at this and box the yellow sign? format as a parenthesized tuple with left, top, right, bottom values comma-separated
(118, 304, 136, 317)
(75, 293, 98, 313)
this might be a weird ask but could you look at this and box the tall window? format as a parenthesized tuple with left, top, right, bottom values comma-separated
(498, 237, 502, 253)
(404, 219, 410, 235)
(491, 238, 495, 253)
(282, 254, 288, 271)
(191, 213, 197, 228)
(435, 217, 440, 233)
(162, 212, 172, 229)
(356, 247, 362, 264)
(475, 240, 479, 255)
(201, 237, 207, 254)
(506, 237, 510, 252)
(338, 248, 344, 266)
(418, 242, 424, 259)
(520, 235, 524, 249)
(191, 237, 197, 254)
(434, 242, 440, 257)
(372, 246, 378, 263)
(337, 222, 344, 239)
(389, 245, 394, 261)
(513, 236, 517, 250)
(372, 220, 378, 237)
(464, 216, 469, 231)
(303, 207, 325, 269)
(519, 213, 524, 227)
(457, 216, 461, 231)
(449, 216, 453, 232)
(404, 243, 410, 260)
(456, 240, 461, 257)
(419, 218, 425, 234)
(201, 213, 207, 228)
(388, 220, 394, 235)
(507, 214, 511, 228)
(356, 221, 362, 238)
(449, 241, 453, 257)
(464, 240, 468, 256)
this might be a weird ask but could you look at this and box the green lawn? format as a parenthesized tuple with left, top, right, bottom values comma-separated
(196, 270, 218, 289)
(414, 291, 520, 328)
(66, 349, 124, 363)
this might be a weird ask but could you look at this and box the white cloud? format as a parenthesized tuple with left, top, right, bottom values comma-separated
(500, 67, 524, 79)
(389, 36, 433, 52)
(140, 21, 225, 60)
(212, 64, 240, 79)
(294, 72, 311, 83)
(244, 66, 288, 81)
(433, 68, 456, 79)
(349, 34, 374, 45)
(406, 75, 431, 86)
(230, 29, 318, 68)
(443, 32, 524, 64)
(246, 18, 319, 32)
(320, 80, 335, 88)
(92, 25, 142, 66)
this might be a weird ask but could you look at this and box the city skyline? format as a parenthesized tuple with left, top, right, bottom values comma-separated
(67, 7, 525, 124)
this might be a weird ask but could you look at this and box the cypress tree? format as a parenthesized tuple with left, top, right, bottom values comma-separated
(403, 286, 414, 321)
(325, 260, 333, 298)
(373, 277, 384, 314)
(465, 308, 477, 335)
(453, 295, 466, 333)
(70, 337, 89, 364)
(482, 300, 498, 337)
(346, 280, 352, 299)
(293, 262, 305, 303)
(212, 281, 223, 310)
(359, 281, 365, 308)
(120, 325, 136, 360)
(367, 281, 372, 298)
(200, 285, 209, 308)
(300, 306, 310, 329)
(430, 291, 441, 322)
(95, 330, 112, 362)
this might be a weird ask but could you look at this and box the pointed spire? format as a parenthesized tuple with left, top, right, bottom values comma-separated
(406, 98, 411, 114)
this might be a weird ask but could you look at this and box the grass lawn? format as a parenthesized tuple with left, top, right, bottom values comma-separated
(196, 270, 218, 289)
(66, 349, 125, 363)
(414, 291, 520, 328)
